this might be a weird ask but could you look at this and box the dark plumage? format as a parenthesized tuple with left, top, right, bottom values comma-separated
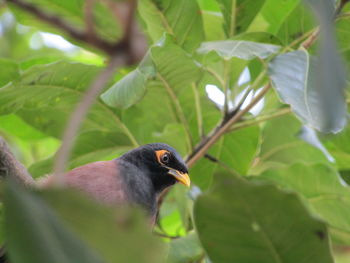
(41, 143, 190, 217)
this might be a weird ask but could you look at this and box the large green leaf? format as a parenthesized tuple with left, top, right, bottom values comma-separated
(248, 0, 301, 34)
(261, 163, 350, 244)
(0, 61, 136, 141)
(150, 36, 202, 147)
(4, 179, 102, 263)
(197, 40, 280, 60)
(268, 50, 347, 133)
(0, 58, 19, 87)
(101, 53, 156, 109)
(216, 0, 266, 37)
(253, 115, 328, 174)
(194, 175, 334, 263)
(276, 3, 315, 45)
(138, 0, 204, 52)
(201, 11, 226, 41)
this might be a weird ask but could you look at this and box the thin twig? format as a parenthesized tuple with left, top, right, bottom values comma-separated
(0, 137, 35, 186)
(301, 28, 320, 49)
(52, 55, 127, 183)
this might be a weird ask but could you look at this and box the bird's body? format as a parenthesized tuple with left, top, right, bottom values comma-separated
(0, 143, 189, 263)
(40, 143, 190, 217)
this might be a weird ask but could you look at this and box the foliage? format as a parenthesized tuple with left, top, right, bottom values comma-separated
(0, 0, 350, 262)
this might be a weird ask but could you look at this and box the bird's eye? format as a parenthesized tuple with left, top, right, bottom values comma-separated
(161, 153, 170, 164)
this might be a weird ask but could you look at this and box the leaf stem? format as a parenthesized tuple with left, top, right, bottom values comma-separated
(204, 67, 225, 87)
(228, 107, 291, 132)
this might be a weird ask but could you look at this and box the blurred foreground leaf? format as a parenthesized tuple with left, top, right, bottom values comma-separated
(41, 189, 165, 263)
(194, 175, 334, 263)
(4, 179, 102, 263)
(4, 180, 165, 263)
(167, 232, 203, 263)
(262, 163, 350, 244)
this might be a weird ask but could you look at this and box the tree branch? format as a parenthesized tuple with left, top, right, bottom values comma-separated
(6, 0, 138, 59)
(52, 55, 127, 183)
(186, 83, 271, 168)
(0, 137, 35, 186)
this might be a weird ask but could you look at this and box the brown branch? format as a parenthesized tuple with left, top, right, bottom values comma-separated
(301, 28, 320, 49)
(84, 0, 96, 42)
(52, 55, 127, 183)
(186, 83, 271, 168)
(0, 137, 35, 186)
(6, 0, 131, 56)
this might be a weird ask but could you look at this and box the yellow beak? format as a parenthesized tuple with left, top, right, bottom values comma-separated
(167, 169, 190, 187)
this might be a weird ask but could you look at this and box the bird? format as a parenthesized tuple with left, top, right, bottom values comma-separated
(39, 143, 190, 219)
(0, 143, 190, 263)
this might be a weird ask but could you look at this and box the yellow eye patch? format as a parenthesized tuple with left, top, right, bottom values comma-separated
(155, 150, 170, 164)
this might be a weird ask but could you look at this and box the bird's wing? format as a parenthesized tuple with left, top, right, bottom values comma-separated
(41, 160, 128, 205)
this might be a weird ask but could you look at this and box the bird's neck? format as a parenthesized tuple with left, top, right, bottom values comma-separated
(116, 159, 158, 215)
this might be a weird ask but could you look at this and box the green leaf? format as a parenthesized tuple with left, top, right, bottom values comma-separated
(40, 189, 165, 263)
(197, 40, 280, 60)
(261, 163, 350, 244)
(194, 175, 334, 263)
(0, 61, 136, 142)
(248, 0, 300, 34)
(4, 179, 102, 263)
(253, 115, 328, 174)
(268, 50, 347, 133)
(201, 11, 226, 41)
(216, 0, 266, 37)
(138, 0, 205, 52)
(323, 125, 350, 170)
(149, 36, 202, 147)
(0, 59, 19, 87)
(0, 114, 47, 140)
(167, 232, 203, 263)
(101, 54, 156, 109)
(276, 3, 315, 45)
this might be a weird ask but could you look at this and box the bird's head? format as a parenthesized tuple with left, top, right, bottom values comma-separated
(120, 143, 190, 192)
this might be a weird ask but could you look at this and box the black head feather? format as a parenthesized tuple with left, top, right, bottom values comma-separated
(117, 143, 188, 214)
